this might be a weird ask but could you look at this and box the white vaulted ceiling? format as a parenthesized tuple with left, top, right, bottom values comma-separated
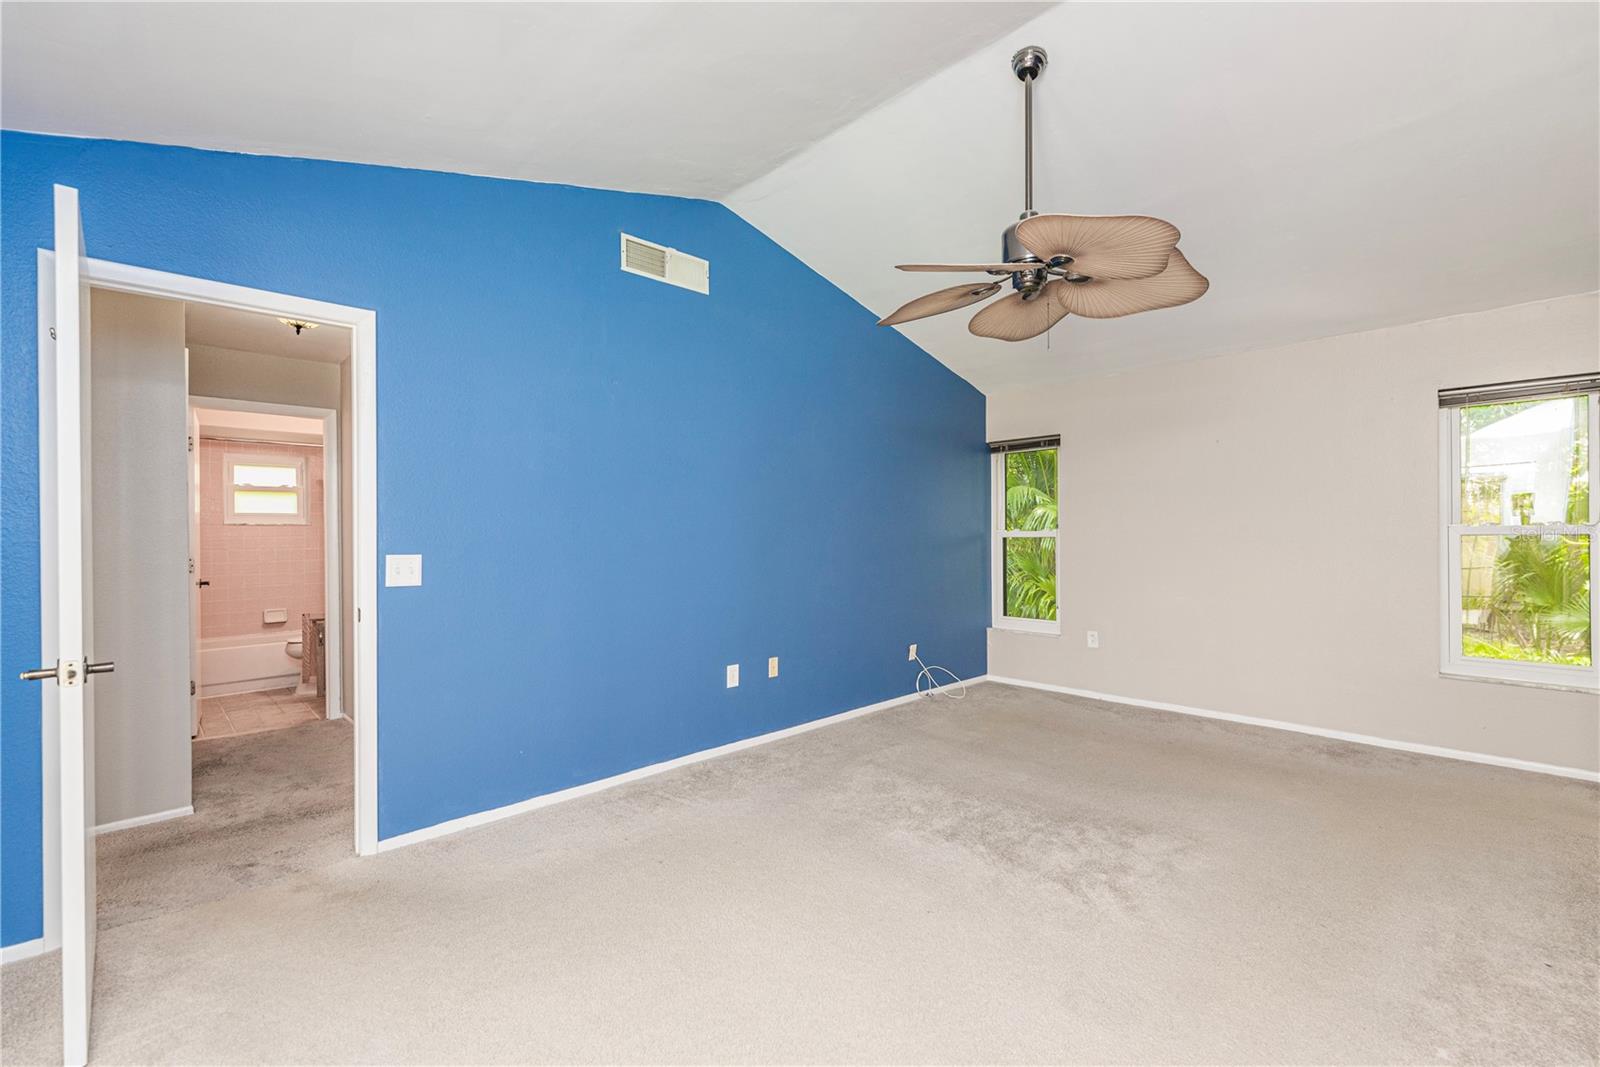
(729, 3, 1600, 389)
(5, 3, 1596, 391)
(0, 1, 1048, 199)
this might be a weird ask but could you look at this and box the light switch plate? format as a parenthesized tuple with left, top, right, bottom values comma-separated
(1086, 630, 1100, 649)
(726, 664, 739, 688)
(385, 554, 422, 587)
(768, 656, 779, 678)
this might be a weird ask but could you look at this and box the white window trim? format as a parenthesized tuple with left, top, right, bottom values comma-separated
(223, 452, 308, 525)
(1438, 395, 1599, 692)
(991, 447, 1062, 635)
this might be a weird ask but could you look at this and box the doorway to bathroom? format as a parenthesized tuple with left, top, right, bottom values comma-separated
(34, 187, 380, 1061)
(187, 396, 342, 741)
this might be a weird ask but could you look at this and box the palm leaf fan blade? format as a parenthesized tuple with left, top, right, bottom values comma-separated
(969, 282, 1069, 340)
(1054, 250, 1210, 319)
(878, 282, 1002, 326)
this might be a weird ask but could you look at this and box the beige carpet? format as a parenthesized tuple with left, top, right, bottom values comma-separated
(100, 717, 355, 932)
(2, 683, 1595, 1064)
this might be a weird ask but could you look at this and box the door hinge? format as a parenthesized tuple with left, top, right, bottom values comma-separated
(191, 680, 196, 697)
(188, 434, 194, 453)
(188, 557, 195, 574)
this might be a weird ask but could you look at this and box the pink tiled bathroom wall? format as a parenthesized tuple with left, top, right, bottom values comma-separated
(199, 439, 325, 639)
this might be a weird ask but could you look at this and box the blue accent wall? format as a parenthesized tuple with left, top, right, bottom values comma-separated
(0, 132, 988, 947)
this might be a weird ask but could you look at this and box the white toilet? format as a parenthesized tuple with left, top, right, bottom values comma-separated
(284, 638, 318, 696)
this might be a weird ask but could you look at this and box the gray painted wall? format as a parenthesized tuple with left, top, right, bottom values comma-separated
(187, 343, 339, 409)
(91, 289, 192, 825)
(987, 292, 1599, 773)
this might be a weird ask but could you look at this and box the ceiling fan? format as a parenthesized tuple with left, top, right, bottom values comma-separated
(878, 46, 1208, 342)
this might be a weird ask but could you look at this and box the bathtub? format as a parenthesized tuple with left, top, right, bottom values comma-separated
(199, 631, 301, 698)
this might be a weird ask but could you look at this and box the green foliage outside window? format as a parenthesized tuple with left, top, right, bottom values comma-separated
(1002, 449, 1058, 621)
(1460, 396, 1592, 666)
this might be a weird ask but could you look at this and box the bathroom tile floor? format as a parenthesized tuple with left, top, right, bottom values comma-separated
(196, 688, 323, 740)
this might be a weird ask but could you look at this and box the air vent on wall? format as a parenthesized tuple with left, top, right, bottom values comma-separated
(620, 233, 710, 295)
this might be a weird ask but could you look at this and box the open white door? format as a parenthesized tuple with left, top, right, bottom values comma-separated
(187, 396, 202, 737)
(56, 181, 100, 1067)
(21, 184, 108, 1067)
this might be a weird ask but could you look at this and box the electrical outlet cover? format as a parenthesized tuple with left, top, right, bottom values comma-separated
(726, 664, 739, 688)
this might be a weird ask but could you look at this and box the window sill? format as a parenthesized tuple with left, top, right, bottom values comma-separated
(1439, 670, 1598, 696)
(988, 624, 1060, 638)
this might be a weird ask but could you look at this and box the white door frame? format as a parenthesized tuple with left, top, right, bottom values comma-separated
(188, 395, 344, 719)
(38, 254, 380, 954)
(187, 397, 202, 739)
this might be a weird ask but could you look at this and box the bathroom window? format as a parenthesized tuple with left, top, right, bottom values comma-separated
(224, 454, 307, 525)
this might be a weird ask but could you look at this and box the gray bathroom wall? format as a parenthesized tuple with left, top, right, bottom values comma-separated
(90, 289, 192, 827)
(187, 343, 339, 409)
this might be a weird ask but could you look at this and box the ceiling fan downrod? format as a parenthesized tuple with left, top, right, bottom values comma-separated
(1006, 46, 1051, 297)
(1012, 45, 1048, 218)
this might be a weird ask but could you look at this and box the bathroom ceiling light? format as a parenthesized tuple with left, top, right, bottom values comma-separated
(277, 318, 320, 335)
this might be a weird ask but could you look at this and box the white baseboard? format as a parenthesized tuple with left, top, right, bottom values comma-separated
(95, 805, 194, 836)
(1, 938, 45, 965)
(378, 680, 984, 853)
(986, 675, 1600, 783)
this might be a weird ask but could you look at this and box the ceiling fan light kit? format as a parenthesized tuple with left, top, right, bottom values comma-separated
(879, 45, 1208, 342)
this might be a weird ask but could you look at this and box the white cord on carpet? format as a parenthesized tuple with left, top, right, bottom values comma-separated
(914, 654, 967, 699)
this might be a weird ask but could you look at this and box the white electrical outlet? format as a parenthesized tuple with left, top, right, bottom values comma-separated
(1086, 630, 1100, 649)
(908, 643, 918, 661)
(768, 656, 779, 678)
(726, 664, 739, 688)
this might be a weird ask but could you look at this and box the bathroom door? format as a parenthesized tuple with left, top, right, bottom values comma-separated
(187, 398, 202, 736)
(53, 182, 100, 1067)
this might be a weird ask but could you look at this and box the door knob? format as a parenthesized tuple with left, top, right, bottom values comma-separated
(19, 660, 114, 683)
(196, 580, 210, 588)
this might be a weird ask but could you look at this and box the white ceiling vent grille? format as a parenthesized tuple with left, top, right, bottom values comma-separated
(620, 233, 709, 295)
